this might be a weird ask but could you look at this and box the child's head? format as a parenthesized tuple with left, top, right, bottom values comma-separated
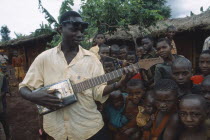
(154, 79, 178, 113)
(201, 75, 210, 106)
(166, 25, 177, 39)
(103, 57, 115, 73)
(172, 57, 192, 86)
(93, 33, 106, 46)
(110, 90, 124, 110)
(142, 90, 156, 115)
(141, 36, 154, 53)
(110, 44, 120, 58)
(156, 38, 172, 59)
(179, 94, 207, 129)
(119, 45, 128, 60)
(136, 46, 145, 58)
(126, 51, 136, 64)
(199, 50, 210, 76)
(99, 45, 110, 56)
(126, 79, 145, 105)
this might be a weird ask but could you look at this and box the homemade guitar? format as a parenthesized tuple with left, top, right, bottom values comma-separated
(35, 57, 163, 115)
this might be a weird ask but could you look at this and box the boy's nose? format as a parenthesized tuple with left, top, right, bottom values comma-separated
(186, 115, 193, 122)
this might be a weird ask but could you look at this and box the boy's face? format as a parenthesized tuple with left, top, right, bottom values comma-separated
(111, 94, 124, 110)
(141, 38, 153, 52)
(167, 28, 176, 39)
(95, 34, 105, 45)
(143, 98, 155, 115)
(127, 86, 145, 105)
(155, 90, 177, 113)
(111, 51, 119, 58)
(199, 54, 210, 76)
(179, 98, 206, 129)
(172, 64, 192, 86)
(100, 48, 109, 56)
(156, 41, 172, 59)
(119, 48, 127, 60)
(104, 62, 115, 73)
(136, 47, 144, 58)
(127, 55, 136, 64)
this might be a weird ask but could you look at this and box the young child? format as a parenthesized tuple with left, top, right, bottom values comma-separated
(154, 38, 182, 83)
(103, 57, 115, 73)
(165, 25, 177, 54)
(119, 45, 128, 60)
(110, 44, 122, 69)
(105, 90, 128, 130)
(90, 33, 107, 59)
(136, 90, 156, 140)
(179, 94, 208, 140)
(115, 79, 145, 140)
(201, 75, 210, 138)
(171, 57, 201, 97)
(136, 46, 145, 60)
(141, 36, 157, 88)
(150, 79, 180, 140)
(126, 51, 136, 64)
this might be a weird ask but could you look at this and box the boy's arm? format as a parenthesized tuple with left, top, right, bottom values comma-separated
(163, 113, 181, 140)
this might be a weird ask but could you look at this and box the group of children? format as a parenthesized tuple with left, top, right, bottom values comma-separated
(89, 26, 210, 140)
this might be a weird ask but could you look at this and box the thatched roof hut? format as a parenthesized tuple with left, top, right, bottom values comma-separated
(107, 10, 210, 42)
(107, 10, 210, 71)
(0, 32, 56, 69)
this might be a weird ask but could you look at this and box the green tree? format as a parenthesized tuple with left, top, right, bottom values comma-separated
(80, 0, 171, 46)
(0, 25, 11, 42)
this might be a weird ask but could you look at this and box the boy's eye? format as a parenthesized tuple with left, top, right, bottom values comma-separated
(179, 112, 186, 116)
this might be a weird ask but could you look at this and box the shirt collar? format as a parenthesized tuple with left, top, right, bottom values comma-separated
(56, 42, 92, 57)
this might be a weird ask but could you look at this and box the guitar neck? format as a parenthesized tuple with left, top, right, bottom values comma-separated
(72, 64, 138, 93)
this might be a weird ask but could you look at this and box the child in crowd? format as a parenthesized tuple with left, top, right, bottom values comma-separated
(110, 44, 122, 69)
(141, 36, 157, 88)
(115, 79, 145, 140)
(179, 94, 208, 140)
(171, 57, 201, 97)
(90, 33, 107, 59)
(165, 25, 177, 54)
(126, 51, 136, 64)
(201, 75, 210, 138)
(150, 79, 180, 140)
(191, 50, 210, 85)
(103, 57, 115, 73)
(154, 38, 182, 83)
(136, 46, 145, 60)
(136, 90, 156, 140)
(119, 45, 128, 60)
(105, 90, 128, 132)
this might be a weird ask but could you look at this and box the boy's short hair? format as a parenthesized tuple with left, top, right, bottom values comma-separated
(59, 11, 81, 24)
(172, 57, 192, 71)
(120, 45, 129, 50)
(127, 79, 144, 88)
(154, 79, 178, 94)
(179, 94, 207, 110)
(111, 44, 120, 52)
(142, 35, 154, 42)
(156, 38, 171, 47)
(127, 51, 136, 56)
(167, 25, 176, 32)
(201, 49, 210, 55)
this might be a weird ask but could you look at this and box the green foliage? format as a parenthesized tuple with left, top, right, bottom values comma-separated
(38, 0, 59, 28)
(80, 0, 171, 46)
(200, 6, 204, 12)
(14, 32, 27, 39)
(58, 0, 74, 22)
(0, 25, 11, 42)
(32, 22, 56, 37)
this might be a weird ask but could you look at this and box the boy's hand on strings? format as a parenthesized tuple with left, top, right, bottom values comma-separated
(118, 64, 138, 89)
(29, 89, 63, 110)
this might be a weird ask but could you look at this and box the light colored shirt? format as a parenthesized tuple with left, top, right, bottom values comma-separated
(89, 45, 100, 59)
(19, 44, 109, 140)
(203, 36, 210, 51)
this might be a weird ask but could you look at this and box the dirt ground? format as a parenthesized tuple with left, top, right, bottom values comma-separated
(2, 66, 40, 140)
